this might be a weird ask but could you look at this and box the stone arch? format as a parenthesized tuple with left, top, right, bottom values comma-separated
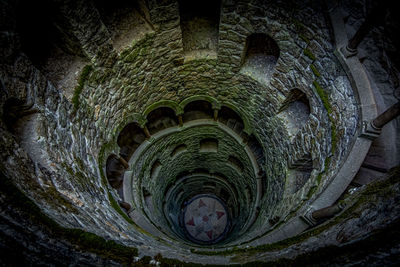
(182, 100, 214, 122)
(117, 122, 146, 161)
(143, 100, 182, 117)
(150, 160, 162, 180)
(106, 154, 127, 189)
(145, 106, 179, 135)
(227, 155, 244, 173)
(218, 104, 251, 136)
(2, 97, 38, 133)
(171, 144, 188, 158)
(180, 95, 220, 110)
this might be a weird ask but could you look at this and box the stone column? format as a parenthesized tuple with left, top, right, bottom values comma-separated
(361, 101, 400, 139)
(118, 201, 132, 212)
(213, 109, 219, 121)
(118, 157, 129, 169)
(311, 204, 343, 221)
(178, 115, 184, 127)
(341, 4, 387, 58)
(302, 204, 344, 226)
(372, 101, 400, 129)
(143, 125, 151, 139)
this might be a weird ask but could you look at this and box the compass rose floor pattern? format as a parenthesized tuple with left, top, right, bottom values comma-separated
(183, 195, 229, 243)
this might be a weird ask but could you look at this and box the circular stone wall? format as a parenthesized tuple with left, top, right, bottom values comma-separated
(3, 0, 392, 265)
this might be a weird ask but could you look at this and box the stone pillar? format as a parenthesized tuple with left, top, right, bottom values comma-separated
(213, 109, 219, 121)
(361, 101, 400, 139)
(143, 125, 151, 139)
(118, 201, 132, 212)
(341, 5, 387, 58)
(118, 157, 129, 169)
(241, 133, 249, 145)
(311, 204, 343, 221)
(302, 204, 344, 226)
(178, 115, 184, 127)
(372, 101, 400, 129)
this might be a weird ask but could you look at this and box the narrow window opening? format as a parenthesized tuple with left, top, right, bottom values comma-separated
(199, 138, 218, 153)
(286, 153, 313, 194)
(178, 0, 221, 61)
(278, 89, 311, 139)
(247, 135, 265, 167)
(241, 33, 280, 84)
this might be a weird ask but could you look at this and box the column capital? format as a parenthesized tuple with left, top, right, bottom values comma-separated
(360, 120, 381, 140)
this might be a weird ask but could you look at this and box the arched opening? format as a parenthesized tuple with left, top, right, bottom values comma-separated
(241, 33, 280, 84)
(218, 106, 245, 136)
(247, 135, 265, 167)
(3, 98, 38, 134)
(117, 122, 146, 161)
(146, 107, 178, 135)
(106, 154, 126, 189)
(278, 89, 311, 138)
(183, 100, 213, 122)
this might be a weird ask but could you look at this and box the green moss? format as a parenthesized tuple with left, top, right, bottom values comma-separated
(0, 171, 138, 264)
(330, 122, 338, 152)
(72, 65, 93, 112)
(299, 33, 310, 44)
(313, 81, 329, 112)
(61, 163, 90, 190)
(313, 80, 338, 152)
(303, 48, 316, 61)
(108, 191, 135, 225)
(121, 32, 155, 63)
(292, 18, 305, 31)
(306, 185, 317, 199)
(74, 155, 86, 170)
(310, 64, 320, 77)
(155, 253, 215, 267)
